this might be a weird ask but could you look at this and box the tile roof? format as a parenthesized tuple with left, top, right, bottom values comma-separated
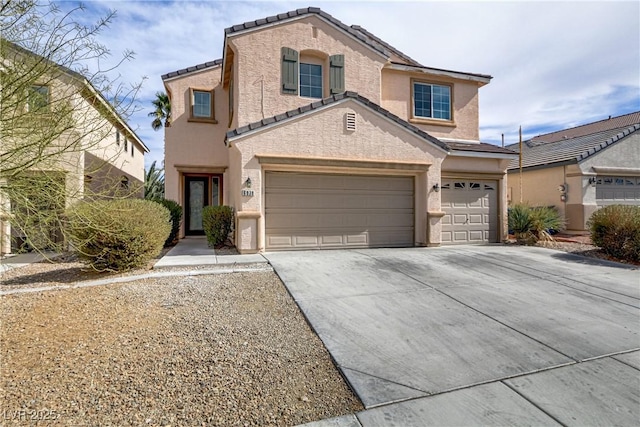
(506, 122, 640, 170)
(226, 91, 450, 151)
(529, 111, 640, 144)
(161, 59, 223, 80)
(224, 7, 391, 58)
(448, 141, 517, 155)
(349, 25, 422, 66)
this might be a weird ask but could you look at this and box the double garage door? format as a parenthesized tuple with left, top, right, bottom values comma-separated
(265, 172, 414, 250)
(441, 179, 498, 244)
(596, 176, 640, 207)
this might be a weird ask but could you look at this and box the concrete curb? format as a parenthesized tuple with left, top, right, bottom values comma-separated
(0, 264, 273, 296)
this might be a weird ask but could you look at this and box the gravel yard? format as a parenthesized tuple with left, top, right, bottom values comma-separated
(0, 271, 362, 426)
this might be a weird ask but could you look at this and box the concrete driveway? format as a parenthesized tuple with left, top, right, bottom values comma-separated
(264, 245, 640, 426)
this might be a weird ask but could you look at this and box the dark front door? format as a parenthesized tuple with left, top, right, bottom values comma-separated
(185, 177, 209, 235)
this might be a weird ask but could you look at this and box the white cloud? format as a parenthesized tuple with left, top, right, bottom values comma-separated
(57, 0, 640, 166)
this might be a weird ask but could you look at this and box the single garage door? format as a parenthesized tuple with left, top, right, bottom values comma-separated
(596, 176, 640, 208)
(441, 179, 498, 244)
(265, 172, 414, 250)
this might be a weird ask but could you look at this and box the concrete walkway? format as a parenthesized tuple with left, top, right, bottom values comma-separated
(153, 236, 268, 269)
(0, 251, 60, 273)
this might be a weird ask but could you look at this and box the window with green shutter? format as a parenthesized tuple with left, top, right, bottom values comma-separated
(329, 54, 345, 94)
(281, 47, 298, 94)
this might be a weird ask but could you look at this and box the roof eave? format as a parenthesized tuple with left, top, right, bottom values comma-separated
(450, 150, 518, 160)
(223, 10, 390, 62)
(387, 62, 492, 86)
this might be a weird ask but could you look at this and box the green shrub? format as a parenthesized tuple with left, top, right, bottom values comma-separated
(202, 205, 234, 247)
(588, 205, 640, 262)
(509, 204, 565, 243)
(154, 198, 182, 247)
(66, 199, 171, 271)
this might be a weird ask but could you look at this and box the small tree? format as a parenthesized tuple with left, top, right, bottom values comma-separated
(1, 0, 144, 254)
(144, 161, 165, 200)
(149, 91, 171, 130)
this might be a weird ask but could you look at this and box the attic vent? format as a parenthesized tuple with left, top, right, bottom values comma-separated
(345, 112, 356, 131)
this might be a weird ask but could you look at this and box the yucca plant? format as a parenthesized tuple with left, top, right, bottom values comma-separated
(509, 204, 565, 244)
(530, 206, 565, 242)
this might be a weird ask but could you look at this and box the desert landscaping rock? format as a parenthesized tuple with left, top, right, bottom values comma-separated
(0, 271, 362, 426)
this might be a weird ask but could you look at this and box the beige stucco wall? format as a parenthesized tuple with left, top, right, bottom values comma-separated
(229, 16, 386, 127)
(164, 66, 230, 207)
(228, 99, 447, 252)
(381, 68, 480, 141)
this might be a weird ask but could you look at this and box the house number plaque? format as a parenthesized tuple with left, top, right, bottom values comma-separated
(241, 190, 254, 197)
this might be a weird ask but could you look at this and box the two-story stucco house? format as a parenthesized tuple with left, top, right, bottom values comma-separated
(0, 40, 149, 255)
(162, 7, 516, 253)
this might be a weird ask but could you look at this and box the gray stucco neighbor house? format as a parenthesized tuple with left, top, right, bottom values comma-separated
(506, 111, 640, 233)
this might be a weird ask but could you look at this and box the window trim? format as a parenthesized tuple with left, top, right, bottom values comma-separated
(410, 78, 454, 126)
(188, 88, 217, 123)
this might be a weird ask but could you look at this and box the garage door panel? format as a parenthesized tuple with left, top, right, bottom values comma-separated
(266, 172, 414, 250)
(468, 214, 483, 224)
(442, 179, 498, 245)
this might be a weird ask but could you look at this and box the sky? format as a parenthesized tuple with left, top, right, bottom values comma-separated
(55, 0, 640, 169)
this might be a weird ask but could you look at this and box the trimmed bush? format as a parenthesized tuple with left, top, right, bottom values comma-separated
(588, 205, 640, 262)
(509, 204, 565, 243)
(66, 199, 171, 271)
(155, 198, 182, 247)
(202, 205, 234, 247)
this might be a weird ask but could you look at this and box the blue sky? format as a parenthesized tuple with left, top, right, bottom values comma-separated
(55, 0, 640, 168)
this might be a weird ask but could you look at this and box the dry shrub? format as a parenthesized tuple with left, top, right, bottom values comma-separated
(588, 205, 640, 262)
(66, 199, 171, 271)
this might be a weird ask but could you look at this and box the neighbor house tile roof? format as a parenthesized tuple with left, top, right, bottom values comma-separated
(529, 111, 640, 144)
(226, 91, 449, 151)
(506, 115, 640, 170)
(162, 59, 223, 80)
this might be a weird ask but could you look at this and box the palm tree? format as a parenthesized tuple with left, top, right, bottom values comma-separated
(144, 161, 165, 200)
(149, 91, 171, 130)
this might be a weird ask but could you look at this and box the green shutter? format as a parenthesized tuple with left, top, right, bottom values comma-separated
(329, 54, 345, 94)
(281, 47, 298, 94)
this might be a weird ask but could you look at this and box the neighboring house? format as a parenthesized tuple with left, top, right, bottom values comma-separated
(162, 7, 516, 253)
(0, 41, 149, 255)
(506, 111, 640, 233)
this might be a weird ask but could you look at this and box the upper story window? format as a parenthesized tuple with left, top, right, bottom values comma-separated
(300, 63, 323, 98)
(281, 47, 344, 98)
(115, 130, 120, 145)
(28, 85, 49, 111)
(413, 81, 452, 121)
(189, 88, 217, 123)
(124, 137, 128, 152)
